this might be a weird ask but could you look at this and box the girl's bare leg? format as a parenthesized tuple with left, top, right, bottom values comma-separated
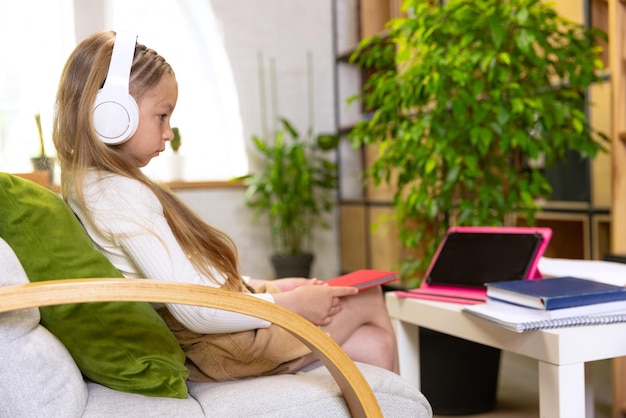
(319, 286, 399, 373)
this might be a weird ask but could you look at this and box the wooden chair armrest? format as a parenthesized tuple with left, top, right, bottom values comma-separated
(0, 278, 382, 418)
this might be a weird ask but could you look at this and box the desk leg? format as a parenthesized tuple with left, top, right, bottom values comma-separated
(584, 363, 594, 418)
(392, 319, 420, 389)
(538, 361, 587, 418)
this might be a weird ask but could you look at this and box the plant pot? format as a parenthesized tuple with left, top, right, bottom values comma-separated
(419, 328, 501, 415)
(270, 253, 314, 279)
(167, 154, 186, 181)
(31, 155, 55, 183)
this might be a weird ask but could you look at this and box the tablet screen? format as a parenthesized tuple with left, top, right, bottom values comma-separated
(425, 231, 543, 288)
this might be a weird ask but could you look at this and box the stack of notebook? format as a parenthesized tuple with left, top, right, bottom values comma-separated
(463, 276, 626, 332)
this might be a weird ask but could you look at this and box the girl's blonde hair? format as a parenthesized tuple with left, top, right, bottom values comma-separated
(53, 30, 247, 292)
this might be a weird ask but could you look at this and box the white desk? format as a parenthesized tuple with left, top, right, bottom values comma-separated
(386, 292, 626, 418)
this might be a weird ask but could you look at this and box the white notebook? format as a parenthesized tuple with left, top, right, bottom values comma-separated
(463, 301, 626, 332)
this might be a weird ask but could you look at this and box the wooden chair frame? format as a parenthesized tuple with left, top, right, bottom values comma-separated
(0, 278, 382, 418)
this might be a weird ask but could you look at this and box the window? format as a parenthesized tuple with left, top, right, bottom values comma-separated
(107, 0, 247, 181)
(0, 0, 247, 181)
(0, 0, 75, 175)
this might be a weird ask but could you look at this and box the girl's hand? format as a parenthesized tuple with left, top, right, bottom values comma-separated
(273, 283, 358, 325)
(272, 277, 321, 291)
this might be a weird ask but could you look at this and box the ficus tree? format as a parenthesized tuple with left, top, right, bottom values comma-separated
(349, 0, 608, 285)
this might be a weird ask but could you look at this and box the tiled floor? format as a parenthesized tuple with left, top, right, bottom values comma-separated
(432, 351, 612, 418)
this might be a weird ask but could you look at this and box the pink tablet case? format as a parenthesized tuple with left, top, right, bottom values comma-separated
(399, 226, 552, 304)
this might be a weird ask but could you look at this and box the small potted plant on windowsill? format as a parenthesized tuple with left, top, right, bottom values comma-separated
(31, 113, 54, 182)
(167, 126, 184, 181)
(235, 117, 339, 278)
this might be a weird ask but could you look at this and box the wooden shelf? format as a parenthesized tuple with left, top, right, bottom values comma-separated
(336, 47, 357, 63)
(335, 0, 405, 272)
(604, 0, 626, 416)
(359, 0, 392, 38)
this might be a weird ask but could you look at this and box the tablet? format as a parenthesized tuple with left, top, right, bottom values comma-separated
(403, 226, 552, 303)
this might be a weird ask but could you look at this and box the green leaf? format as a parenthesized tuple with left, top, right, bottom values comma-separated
(424, 157, 437, 175)
(316, 134, 340, 150)
(280, 118, 299, 139)
(516, 6, 529, 24)
(515, 29, 534, 54)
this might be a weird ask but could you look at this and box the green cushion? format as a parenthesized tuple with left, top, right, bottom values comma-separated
(0, 173, 189, 398)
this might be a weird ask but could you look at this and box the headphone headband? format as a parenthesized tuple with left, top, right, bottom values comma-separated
(93, 31, 139, 145)
(103, 32, 136, 94)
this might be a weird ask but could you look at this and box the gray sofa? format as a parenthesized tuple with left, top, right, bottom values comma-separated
(0, 173, 432, 418)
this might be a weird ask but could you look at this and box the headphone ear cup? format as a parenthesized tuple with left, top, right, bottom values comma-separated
(93, 89, 139, 144)
(93, 31, 138, 145)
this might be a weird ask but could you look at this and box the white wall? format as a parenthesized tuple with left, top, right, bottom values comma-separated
(176, 186, 339, 281)
(211, 0, 337, 164)
(177, 0, 340, 280)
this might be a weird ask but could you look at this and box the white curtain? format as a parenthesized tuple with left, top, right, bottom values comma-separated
(0, 0, 75, 175)
(173, 0, 247, 180)
(109, 0, 247, 181)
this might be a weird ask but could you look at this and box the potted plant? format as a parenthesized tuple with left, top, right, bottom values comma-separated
(171, 127, 182, 153)
(349, 0, 607, 414)
(31, 113, 54, 181)
(350, 0, 608, 285)
(237, 117, 339, 278)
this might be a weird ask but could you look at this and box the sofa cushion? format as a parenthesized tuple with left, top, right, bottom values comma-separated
(0, 237, 88, 418)
(82, 362, 432, 418)
(187, 362, 432, 417)
(0, 173, 189, 398)
(83, 381, 205, 417)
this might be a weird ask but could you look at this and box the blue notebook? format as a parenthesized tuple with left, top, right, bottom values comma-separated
(486, 277, 626, 310)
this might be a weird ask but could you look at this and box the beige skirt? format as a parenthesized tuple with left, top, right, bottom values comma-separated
(157, 283, 311, 382)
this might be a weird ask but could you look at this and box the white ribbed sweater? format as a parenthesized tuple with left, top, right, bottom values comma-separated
(68, 171, 272, 333)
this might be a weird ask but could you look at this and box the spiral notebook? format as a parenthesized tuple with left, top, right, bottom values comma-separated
(463, 302, 626, 332)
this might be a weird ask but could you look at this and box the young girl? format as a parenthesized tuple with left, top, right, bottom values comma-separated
(53, 30, 398, 381)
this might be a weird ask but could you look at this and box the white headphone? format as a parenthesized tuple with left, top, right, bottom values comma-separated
(93, 31, 139, 145)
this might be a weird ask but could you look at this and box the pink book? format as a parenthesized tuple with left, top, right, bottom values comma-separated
(326, 269, 398, 290)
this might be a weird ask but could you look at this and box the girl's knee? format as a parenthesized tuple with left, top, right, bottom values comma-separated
(370, 330, 398, 370)
(381, 326, 397, 351)
(369, 325, 397, 355)
(350, 286, 385, 308)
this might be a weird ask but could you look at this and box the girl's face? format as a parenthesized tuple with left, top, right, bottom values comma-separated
(119, 73, 178, 167)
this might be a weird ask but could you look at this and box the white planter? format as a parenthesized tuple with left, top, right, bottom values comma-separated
(167, 154, 186, 181)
